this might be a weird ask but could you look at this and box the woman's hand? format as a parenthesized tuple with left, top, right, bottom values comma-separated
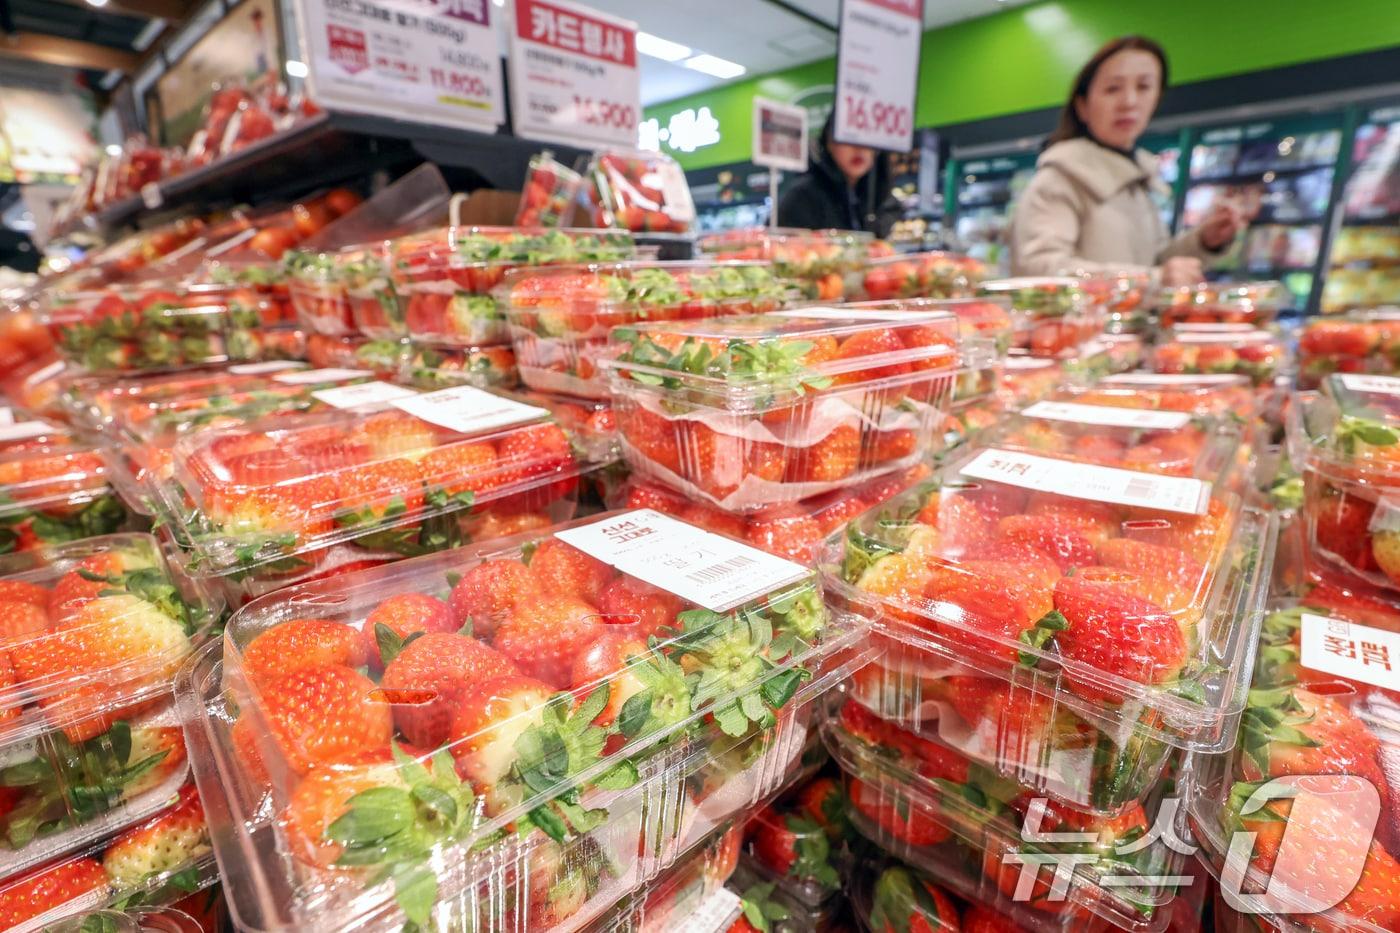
(1199, 200, 1246, 250)
(1161, 256, 1204, 286)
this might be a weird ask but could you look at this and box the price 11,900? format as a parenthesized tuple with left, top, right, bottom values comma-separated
(573, 95, 637, 130)
(843, 95, 911, 139)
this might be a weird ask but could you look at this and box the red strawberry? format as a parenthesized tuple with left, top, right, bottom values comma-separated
(448, 558, 536, 639)
(749, 810, 840, 887)
(1313, 489, 1385, 571)
(868, 866, 960, 933)
(996, 514, 1099, 572)
(494, 422, 572, 487)
(47, 552, 127, 621)
(280, 751, 405, 868)
(352, 411, 439, 461)
(832, 328, 909, 383)
(360, 593, 456, 667)
(1052, 571, 1187, 702)
(914, 493, 994, 553)
(622, 408, 681, 473)
(962, 904, 1022, 933)
(873, 428, 918, 462)
(677, 504, 747, 539)
(849, 777, 950, 846)
(793, 424, 859, 483)
(925, 559, 1056, 663)
(981, 845, 1083, 917)
(419, 441, 496, 499)
(492, 595, 607, 688)
(448, 675, 556, 802)
(684, 424, 787, 499)
(1195, 345, 1238, 372)
(334, 458, 424, 526)
(0, 582, 47, 608)
(101, 784, 209, 887)
(623, 481, 687, 514)
(568, 631, 650, 727)
(527, 539, 615, 602)
(1097, 538, 1207, 630)
(0, 601, 47, 652)
(745, 506, 823, 563)
(813, 493, 869, 534)
(251, 663, 392, 774)
(596, 575, 684, 638)
(794, 776, 847, 838)
(0, 856, 108, 928)
(241, 617, 368, 687)
(1126, 496, 1229, 564)
(379, 632, 520, 749)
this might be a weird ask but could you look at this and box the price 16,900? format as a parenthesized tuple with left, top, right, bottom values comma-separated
(843, 94, 911, 139)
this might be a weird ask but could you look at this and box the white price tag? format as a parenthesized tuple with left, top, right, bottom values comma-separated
(958, 447, 1211, 515)
(833, 0, 924, 152)
(1021, 401, 1191, 431)
(390, 385, 547, 435)
(1336, 374, 1400, 396)
(1172, 322, 1259, 333)
(140, 182, 163, 210)
(555, 510, 811, 612)
(1300, 612, 1400, 691)
(230, 360, 307, 375)
(671, 888, 742, 933)
(752, 97, 808, 173)
(0, 408, 13, 425)
(273, 368, 372, 385)
(1171, 330, 1273, 344)
(312, 381, 417, 410)
(0, 421, 57, 443)
(1101, 373, 1245, 386)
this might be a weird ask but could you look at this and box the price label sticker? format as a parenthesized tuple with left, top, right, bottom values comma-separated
(555, 510, 811, 612)
(230, 361, 307, 375)
(140, 182, 163, 210)
(1021, 401, 1192, 431)
(312, 381, 418, 410)
(1336, 374, 1400, 396)
(0, 408, 13, 425)
(273, 368, 372, 385)
(670, 888, 742, 933)
(391, 385, 547, 435)
(0, 421, 58, 443)
(1300, 612, 1400, 691)
(1101, 373, 1245, 386)
(958, 448, 1211, 515)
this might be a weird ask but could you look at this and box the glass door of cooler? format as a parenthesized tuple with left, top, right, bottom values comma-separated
(1322, 104, 1400, 314)
(1140, 131, 1184, 232)
(950, 150, 1038, 274)
(1180, 114, 1345, 312)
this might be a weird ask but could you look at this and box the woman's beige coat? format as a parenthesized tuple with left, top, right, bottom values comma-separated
(1009, 138, 1218, 276)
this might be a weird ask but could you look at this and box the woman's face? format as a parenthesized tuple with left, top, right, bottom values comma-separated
(1075, 48, 1162, 150)
(829, 140, 875, 185)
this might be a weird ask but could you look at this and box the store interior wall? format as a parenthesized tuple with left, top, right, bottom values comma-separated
(645, 0, 1400, 171)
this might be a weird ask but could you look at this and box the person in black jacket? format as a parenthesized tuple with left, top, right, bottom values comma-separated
(777, 113, 892, 233)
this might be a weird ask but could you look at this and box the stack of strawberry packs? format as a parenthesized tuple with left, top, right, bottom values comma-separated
(697, 228, 874, 302)
(1147, 282, 1291, 389)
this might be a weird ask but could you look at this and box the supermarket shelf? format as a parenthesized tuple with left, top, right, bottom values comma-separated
(1330, 256, 1400, 269)
(1186, 163, 1336, 186)
(1343, 211, 1400, 225)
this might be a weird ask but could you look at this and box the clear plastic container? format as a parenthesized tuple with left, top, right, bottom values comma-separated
(828, 705, 1196, 933)
(843, 251, 986, 302)
(387, 226, 635, 346)
(514, 390, 617, 465)
(505, 261, 790, 399)
(41, 282, 298, 375)
(1151, 328, 1286, 387)
(587, 822, 743, 932)
(1187, 598, 1400, 933)
(287, 246, 376, 337)
(823, 445, 1275, 814)
(41, 906, 210, 933)
(1070, 270, 1153, 333)
(997, 356, 1065, 407)
(1290, 377, 1400, 598)
(149, 386, 611, 604)
(400, 341, 519, 391)
(1093, 373, 1258, 420)
(728, 858, 844, 933)
(0, 439, 134, 551)
(306, 334, 408, 378)
(697, 229, 874, 302)
(979, 278, 1102, 359)
(1156, 281, 1288, 328)
(587, 149, 695, 233)
(847, 858, 960, 933)
(1296, 309, 1400, 390)
(603, 311, 959, 512)
(515, 151, 584, 228)
(1099, 332, 1144, 373)
(742, 803, 842, 907)
(176, 510, 872, 933)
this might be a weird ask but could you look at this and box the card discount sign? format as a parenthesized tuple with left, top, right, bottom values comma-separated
(508, 0, 640, 149)
(296, 0, 504, 131)
(833, 0, 924, 152)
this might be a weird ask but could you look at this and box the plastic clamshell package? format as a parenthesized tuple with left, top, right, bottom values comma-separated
(586, 149, 695, 234)
(1186, 598, 1400, 933)
(514, 151, 585, 229)
(150, 387, 608, 603)
(41, 281, 299, 374)
(1092, 373, 1258, 420)
(400, 341, 519, 391)
(996, 356, 1064, 407)
(177, 511, 873, 933)
(1151, 327, 1287, 387)
(41, 907, 211, 933)
(845, 856, 961, 933)
(741, 804, 842, 908)
(504, 261, 791, 400)
(287, 246, 371, 337)
(603, 311, 959, 512)
(696, 229, 873, 299)
(1071, 269, 1153, 316)
(977, 277, 1089, 319)
(843, 251, 987, 302)
(386, 226, 636, 347)
(304, 334, 409, 379)
(823, 445, 1276, 814)
(728, 857, 843, 933)
(1297, 309, 1400, 390)
(1156, 281, 1288, 328)
(0, 438, 135, 552)
(581, 822, 743, 933)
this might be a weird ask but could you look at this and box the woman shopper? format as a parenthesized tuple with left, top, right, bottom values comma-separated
(778, 113, 896, 235)
(1008, 36, 1243, 284)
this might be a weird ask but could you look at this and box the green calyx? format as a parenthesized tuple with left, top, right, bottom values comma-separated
(787, 814, 841, 888)
(614, 650, 693, 743)
(1017, 609, 1069, 667)
(1334, 414, 1399, 455)
(737, 882, 789, 933)
(870, 866, 948, 933)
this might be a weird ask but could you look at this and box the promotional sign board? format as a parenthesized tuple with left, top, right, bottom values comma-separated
(833, 0, 923, 152)
(752, 97, 808, 172)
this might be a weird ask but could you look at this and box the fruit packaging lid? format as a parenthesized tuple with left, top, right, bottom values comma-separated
(287, 243, 386, 288)
(977, 277, 1089, 316)
(1186, 598, 1400, 933)
(831, 717, 1188, 930)
(202, 256, 288, 288)
(848, 860, 961, 933)
(840, 297, 1016, 344)
(1291, 376, 1400, 480)
(0, 438, 123, 526)
(502, 261, 790, 325)
(0, 533, 218, 745)
(60, 363, 311, 431)
(1157, 280, 1288, 310)
(1163, 326, 1281, 346)
(389, 226, 635, 279)
(698, 228, 875, 250)
(40, 280, 279, 329)
(163, 385, 610, 577)
(603, 310, 958, 403)
(827, 445, 1274, 751)
(1063, 378, 1256, 419)
(859, 250, 985, 274)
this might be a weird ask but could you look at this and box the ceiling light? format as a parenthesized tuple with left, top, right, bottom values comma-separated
(105, 144, 122, 156)
(132, 18, 166, 51)
(285, 60, 309, 78)
(85, 0, 108, 8)
(636, 31, 691, 62)
(683, 53, 745, 79)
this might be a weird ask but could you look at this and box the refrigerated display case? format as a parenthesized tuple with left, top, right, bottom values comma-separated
(1322, 103, 1400, 313)
(950, 150, 1037, 273)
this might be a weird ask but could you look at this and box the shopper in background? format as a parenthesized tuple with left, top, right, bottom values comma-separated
(1009, 36, 1244, 284)
(778, 113, 896, 235)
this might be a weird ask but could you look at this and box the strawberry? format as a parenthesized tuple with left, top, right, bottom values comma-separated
(11, 594, 190, 742)
(494, 422, 572, 487)
(101, 784, 209, 887)
(280, 751, 405, 868)
(332, 458, 424, 545)
(0, 856, 108, 928)
(793, 424, 859, 483)
(749, 810, 840, 887)
(466, 508, 554, 541)
(814, 493, 870, 534)
(1373, 529, 1400, 586)
(448, 558, 536, 639)
(677, 504, 747, 539)
(683, 424, 787, 499)
(252, 663, 392, 774)
(729, 882, 790, 933)
(868, 866, 960, 933)
(914, 493, 994, 552)
(996, 514, 1099, 572)
(832, 328, 909, 384)
(1096, 538, 1207, 633)
(794, 776, 847, 839)
(980, 845, 1083, 917)
(623, 481, 687, 514)
(1025, 495, 1119, 539)
(0, 601, 48, 652)
(926, 558, 1058, 658)
(379, 632, 520, 749)
(206, 479, 336, 574)
(240, 617, 367, 687)
(1051, 572, 1187, 702)
(493, 594, 607, 689)
(527, 539, 615, 603)
(961, 904, 1022, 933)
(47, 552, 130, 621)
(448, 675, 556, 802)
(1126, 496, 1229, 564)
(0, 582, 47, 608)
(1194, 345, 1238, 373)
(745, 507, 823, 563)
(351, 412, 439, 461)
(849, 776, 950, 846)
(418, 440, 496, 501)
(596, 575, 684, 638)
(622, 408, 681, 474)
(16, 449, 108, 518)
(360, 592, 456, 668)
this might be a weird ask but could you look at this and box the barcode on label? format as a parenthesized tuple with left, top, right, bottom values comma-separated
(685, 554, 755, 584)
(1124, 477, 1158, 500)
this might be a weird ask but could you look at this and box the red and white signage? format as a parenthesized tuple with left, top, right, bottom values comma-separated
(508, 0, 640, 148)
(834, 0, 924, 152)
(296, 0, 504, 131)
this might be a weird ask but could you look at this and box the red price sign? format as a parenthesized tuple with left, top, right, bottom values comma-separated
(430, 68, 490, 100)
(834, 0, 923, 152)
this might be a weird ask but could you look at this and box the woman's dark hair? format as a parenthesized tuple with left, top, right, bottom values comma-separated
(1047, 35, 1168, 146)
